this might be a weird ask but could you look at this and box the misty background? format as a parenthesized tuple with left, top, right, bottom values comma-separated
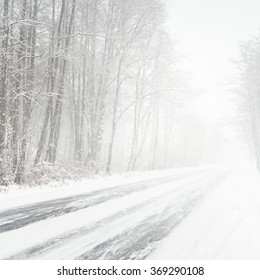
(1, 0, 260, 186)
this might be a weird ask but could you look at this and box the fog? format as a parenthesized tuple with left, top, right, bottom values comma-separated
(165, 0, 260, 167)
(2, 0, 260, 262)
(1, 0, 260, 185)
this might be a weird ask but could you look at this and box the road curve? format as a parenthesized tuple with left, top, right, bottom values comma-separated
(0, 168, 229, 260)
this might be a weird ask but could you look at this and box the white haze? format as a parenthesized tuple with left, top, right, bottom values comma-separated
(165, 0, 260, 166)
(1, 0, 260, 180)
(2, 0, 260, 262)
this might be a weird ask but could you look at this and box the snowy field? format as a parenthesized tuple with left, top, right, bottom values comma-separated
(0, 166, 259, 260)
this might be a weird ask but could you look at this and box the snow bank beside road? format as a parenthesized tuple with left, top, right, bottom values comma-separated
(0, 167, 212, 212)
(148, 168, 260, 259)
(0, 168, 218, 259)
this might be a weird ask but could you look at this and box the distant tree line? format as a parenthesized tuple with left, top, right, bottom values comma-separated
(237, 36, 260, 170)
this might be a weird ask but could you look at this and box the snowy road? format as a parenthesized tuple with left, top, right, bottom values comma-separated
(148, 168, 260, 260)
(0, 168, 229, 260)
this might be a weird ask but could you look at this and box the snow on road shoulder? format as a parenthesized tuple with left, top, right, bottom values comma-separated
(0, 169, 216, 259)
(0, 166, 214, 212)
(148, 167, 260, 260)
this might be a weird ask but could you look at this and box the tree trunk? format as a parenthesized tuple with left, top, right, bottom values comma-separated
(0, 0, 9, 184)
(45, 0, 77, 163)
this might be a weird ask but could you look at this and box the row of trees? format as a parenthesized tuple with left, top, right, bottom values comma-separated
(237, 36, 260, 170)
(0, 0, 186, 185)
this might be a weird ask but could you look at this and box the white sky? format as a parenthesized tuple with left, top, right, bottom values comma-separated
(165, 0, 260, 163)
(165, 0, 260, 124)
(166, 0, 260, 88)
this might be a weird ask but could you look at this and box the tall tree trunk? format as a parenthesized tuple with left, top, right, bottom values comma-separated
(106, 58, 123, 174)
(0, 0, 9, 184)
(15, 0, 38, 183)
(127, 63, 142, 172)
(86, 0, 98, 171)
(13, 0, 28, 183)
(45, 0, 77, 163)
(34, 0, 57, 165)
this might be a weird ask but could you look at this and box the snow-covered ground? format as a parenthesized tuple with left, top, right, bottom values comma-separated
(0, 166, 212, 211)
(149, 167, 260, 259)
(1, 166, 259, 260)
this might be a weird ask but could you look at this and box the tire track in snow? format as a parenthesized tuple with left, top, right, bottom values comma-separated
(7, 170, 229, 260)
(0, 169, 212, 233)
(77, 172, 228, 260)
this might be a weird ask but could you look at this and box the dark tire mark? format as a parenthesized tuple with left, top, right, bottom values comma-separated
(2, 170, 229, 260)
(77, 172, 228, 260)
(0, 169, 211, 233)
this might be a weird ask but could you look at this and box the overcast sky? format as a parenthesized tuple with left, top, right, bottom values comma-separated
(166, 0, 260, 87)
(165, 0, 260, 161)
